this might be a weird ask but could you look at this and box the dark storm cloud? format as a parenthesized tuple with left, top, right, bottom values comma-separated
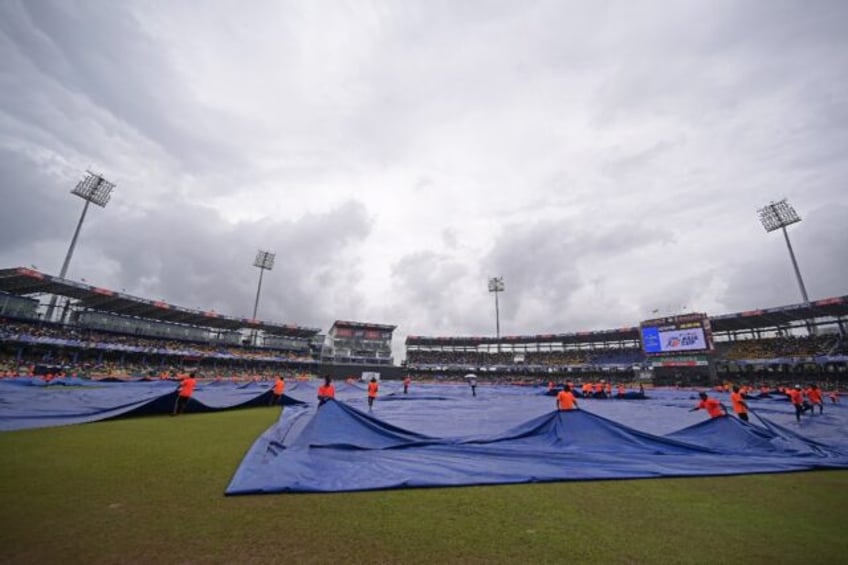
(0, 1, 245, 173)
(0, 148, 70, 249)
(387, 250, 474, 333)
(591, 1, 848, 125)
(721, 203, 848, 310)
(86, 199, 373, 328)
(483, 218, 676, 327)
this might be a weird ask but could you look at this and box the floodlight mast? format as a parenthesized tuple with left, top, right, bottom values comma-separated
(250, 250, 275, 345)
(45, 171, 115, 322)
(488, 276, 505, 353)
(757, 199, 810, 305)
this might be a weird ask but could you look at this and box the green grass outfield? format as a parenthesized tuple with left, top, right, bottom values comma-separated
(1, 408, 847, 564)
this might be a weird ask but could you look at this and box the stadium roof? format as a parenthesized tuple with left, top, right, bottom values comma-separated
(0, 267, 320, 338)
(330, 320, 398, 332)
(709, 295, 848, 333)
(406, 327, 640, 348)
(406, 295, 848, 347)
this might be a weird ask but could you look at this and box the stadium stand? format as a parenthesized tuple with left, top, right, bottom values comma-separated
(0, 267, 402, 381)
(0, 318, 319, 379)
(0, 266, 846, 387)
(405, 297, 848, 386)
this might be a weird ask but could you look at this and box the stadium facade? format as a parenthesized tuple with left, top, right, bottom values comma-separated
(1, 266, 846, 385)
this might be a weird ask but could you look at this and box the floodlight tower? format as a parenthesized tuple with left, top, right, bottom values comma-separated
(757, 199, 810, 305)
(488, 276, 505, 353)
(250, 250, 275, 345)
(45, 170, 116, 322)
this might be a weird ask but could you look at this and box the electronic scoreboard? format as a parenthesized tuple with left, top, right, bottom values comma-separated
(640, 312, 714, 356)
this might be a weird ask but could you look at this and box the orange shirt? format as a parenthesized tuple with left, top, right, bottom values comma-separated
(617, 385, 626, 395)
(556, 390, 577, 410)
(730, 392, 747, 414)
(318, 384, 335, 400)
(807, 389, 822, 404)
(178, 376, 197, 398)
(368, 381, 379, 398)
(698, 398, 723, 418)
(273, 377, 285, 395)
(404, 377, 411, 387)
(787, 389, 803, 406)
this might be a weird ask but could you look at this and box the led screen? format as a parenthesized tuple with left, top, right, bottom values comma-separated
(641, 325, 708, 354)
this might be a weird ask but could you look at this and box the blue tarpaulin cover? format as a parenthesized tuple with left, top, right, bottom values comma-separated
(0, 378, 306, 431)
(224, 383, 848, 494)
(1, 379, 845, 492)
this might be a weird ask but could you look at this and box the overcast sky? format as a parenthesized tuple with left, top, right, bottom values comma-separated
(1, 0, 846, 357)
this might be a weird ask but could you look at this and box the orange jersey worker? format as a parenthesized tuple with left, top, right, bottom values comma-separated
(787, 385, 807, 422)
(367, 377, 379, 411)
(317, 375, 335, 406)
(690, 392, 725, 418)
(173, 372, 197, 416)
(730, 386, 749, 422)
(556, 385, 578, 411)
(806, 385, 823, 415)
(270, 375, 285, 406)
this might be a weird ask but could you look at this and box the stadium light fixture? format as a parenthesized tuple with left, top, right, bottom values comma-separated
(45, 170, 116, 322)
(488, 276, 505, 353)
(250, 250, 275, 345)
(757, 199, 810, 305)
